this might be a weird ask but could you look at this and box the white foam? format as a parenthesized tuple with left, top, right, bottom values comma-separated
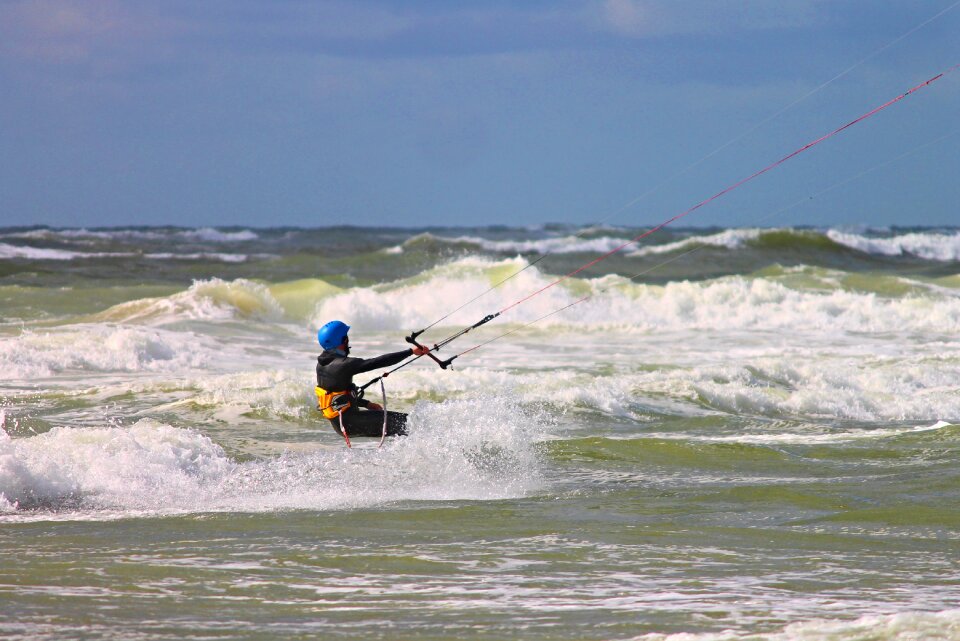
(0, 228, 259, 243)
(143, 252, 250, 263)
(0, 421, 233, 513)
(407, 228, 766, 257)
(398, 228, 960, 262)
(917, 419, 953, 431)
(433, 233, 635, 255)
(311, 257, 960, 335)
(94, 278, 285, 324)
(0, 325, 212, 379)
(633, 609, 960, 640)
(827, 229, 960, 261)
(647, 420, 955, 446)
(0, 401, 544, 517)
(2, 228, 166, 241)
(179, 228, 259, 242)
(311, 256, 558, 330)
(605, 338, 960, 422)
(180, 369, 314, 421)
(0, 243, 134, 261)
(0, 244, 250, 263)
(627, 228, 763, 256)
(349, 332, 960, 423)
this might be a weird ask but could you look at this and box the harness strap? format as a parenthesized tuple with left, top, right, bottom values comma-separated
(378, 378, 388, 448)
(316, 386, 353, 447)
(337, 412, 352, 448)
(316, 386, 352, 420)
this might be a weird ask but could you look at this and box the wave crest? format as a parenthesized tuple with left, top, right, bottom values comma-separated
(93, 278, 286, 324)
(0, 400, 544, 516)
(310, 257, 960, 335)
(828, 229, 960, 261)
(0, 325, 211, 379)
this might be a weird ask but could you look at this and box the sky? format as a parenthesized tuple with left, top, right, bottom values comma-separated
(0, 0, 957, 229)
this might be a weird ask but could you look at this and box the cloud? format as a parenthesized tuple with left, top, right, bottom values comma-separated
(2, 0, 130, 62)
(0, 1, 580, 71)
(597, 0, 826, 38)
(0, 1, 832, 71)
(601, 0, 652, 37)
(229, 3, 590, 59)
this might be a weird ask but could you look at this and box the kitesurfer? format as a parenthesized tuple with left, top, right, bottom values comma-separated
(315, 320, 429, 437)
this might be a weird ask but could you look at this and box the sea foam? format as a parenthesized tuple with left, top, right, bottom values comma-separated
(311, 257, 960, 335)
(0, 420, 233, 513)
(633, 608, 960, 641)
(0, 399, 544, 516)
(388, 228, 960, 263)
(827, 229, 960, 261)
(0, 243, 249, 263)
(0, 227, 259, 243)
(626, 228, 762, 256)
(0, 243, 132, 261)
(93, 278, 285, 325)
(412, 228, 762, 256)
(0, 325, 211, 379)
(431, 233, 633, 255)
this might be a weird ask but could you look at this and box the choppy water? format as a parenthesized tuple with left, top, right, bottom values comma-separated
(1, 224, 959, 640)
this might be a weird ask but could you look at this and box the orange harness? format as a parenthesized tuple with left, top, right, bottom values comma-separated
(315, 386, 352, 420)
(316, 381, 389, 450)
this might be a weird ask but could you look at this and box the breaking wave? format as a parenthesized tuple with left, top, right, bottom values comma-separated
(42, 255, 959, 336)
(632, 609, 960, 641)
(0, 400, 544, 517)
(313, 257, 960, 334)
(0, 325, 213, 379)
(1, 227, 259, 243)
(388, 228, 960, 262)
(827, 229, 960, 261)
(92, 278, 286, 324)
(0, 243, 133, 261)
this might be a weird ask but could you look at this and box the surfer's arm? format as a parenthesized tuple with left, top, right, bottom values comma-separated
(349, 349, 414, 375)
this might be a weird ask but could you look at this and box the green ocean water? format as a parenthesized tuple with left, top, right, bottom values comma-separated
(2, 225, 960, 640)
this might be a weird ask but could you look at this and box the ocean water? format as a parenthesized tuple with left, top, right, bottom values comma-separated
(1, 224, 959, 640)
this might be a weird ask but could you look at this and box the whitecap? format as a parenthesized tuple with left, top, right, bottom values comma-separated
(0, 227, 259, 244)
(93, 278, 285, 325)
(627, 228, 763, 256)
(0, 401, 544, 517)
(310, 257, 960, 336)
(0, 243, 135, 261)
(0, 325, 213, 379)
(429, 233, 635, 255)
(179, 228, 259, 243)
(143, 252, 250, 263)
(632, 608, 960, 640)
(827, 229, 960, 261)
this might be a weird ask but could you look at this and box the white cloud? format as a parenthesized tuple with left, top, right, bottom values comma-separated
(597, 0, 825, 38)
(299, 1, 413, 40)
(0, 0, 132, 62)
(602, 0, 652, 37)
(0, 0, 200, 82)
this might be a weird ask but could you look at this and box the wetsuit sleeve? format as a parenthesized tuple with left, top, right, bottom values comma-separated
(346, 349, 414, 376)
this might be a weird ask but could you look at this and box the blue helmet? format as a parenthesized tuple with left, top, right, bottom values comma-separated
(317, 320, 350, 350)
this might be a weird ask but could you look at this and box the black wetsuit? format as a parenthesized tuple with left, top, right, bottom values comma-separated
(316, 348, 413, 437)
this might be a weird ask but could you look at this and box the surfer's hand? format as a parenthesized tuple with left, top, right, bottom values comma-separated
(412, 345, 430, 356)
(366, 402, 383, 411)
